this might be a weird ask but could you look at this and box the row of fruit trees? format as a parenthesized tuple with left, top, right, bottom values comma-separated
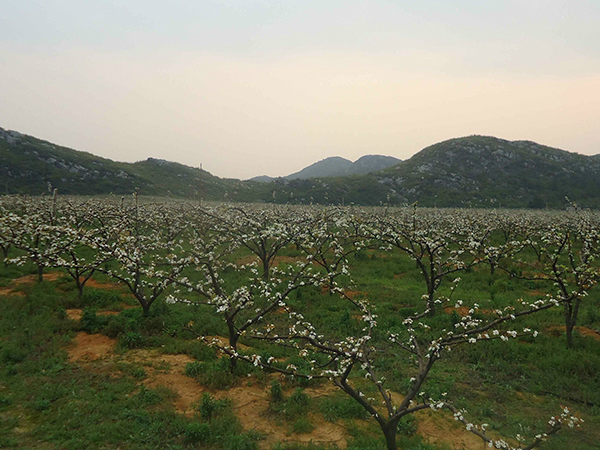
(1, 194, 598, 450)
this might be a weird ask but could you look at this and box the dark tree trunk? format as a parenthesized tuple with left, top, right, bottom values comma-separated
(72, 269, 95, 302)
(565, 303, 574, 348)
(262, 258, 270, 281)
(1, 247, 8, 267)
(417, 259, 436, 317)
(566, 324, 574, 348)
(227, 319, 239, 372)
(382, 423, 398, 450)
(37, 264, 44, 283)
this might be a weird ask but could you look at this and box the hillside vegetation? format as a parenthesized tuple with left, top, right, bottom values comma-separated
(269, 137, 600, 208)
(380, 136, 600, 208)
(2, 127, 599, 208)
(0, 128, 252, 200)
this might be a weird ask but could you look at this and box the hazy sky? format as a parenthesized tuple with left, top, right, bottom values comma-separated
(1, 1, 599, 179)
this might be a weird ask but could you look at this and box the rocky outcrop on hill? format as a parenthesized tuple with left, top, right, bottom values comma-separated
(372, 136, 600, 207)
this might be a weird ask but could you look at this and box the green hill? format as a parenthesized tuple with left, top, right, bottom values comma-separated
(250, 154, 402, 182)
(379, 136, 600, 208)
(0, 127, 258, 201)
(2, 127, 599, 208)
(260, 136, 600, 208)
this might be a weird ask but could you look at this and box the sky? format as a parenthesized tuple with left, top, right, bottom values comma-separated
(1, 1, 600, 180)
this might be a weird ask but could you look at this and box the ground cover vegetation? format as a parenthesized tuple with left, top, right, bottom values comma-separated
(1, 196, 599, 449)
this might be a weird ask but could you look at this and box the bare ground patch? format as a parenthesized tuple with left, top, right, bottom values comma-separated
(65, 308, 126, 321)
(203, 335, 252, 351)
(13, 272, 62, 285)
(65, 309, 83, 321)
(214, 381, 348, 450)
(415, 409, 486, 450)
(66, 331, 350, 448)
(0, 272, 63, 296)
(0, 286, 25, 297)
(68, 332, 116, 362)
(125, 350, 201, 414)
(68, 329, 519, 450)
(548, 325, 600, 340)
(444, 306, 493, 317)
(82, 277, 123, 290)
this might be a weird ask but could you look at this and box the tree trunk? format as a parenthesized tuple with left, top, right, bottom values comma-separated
(564, 303, 574, 348)
(2, 247, 8, 267)
(227, 320, 239, 373)
(382, 423, 398, 450)
(262, 258, 270, 281)
(416, 259, 435, 317)
(566, 324, 574, 348)
(37, 263, 44, 283)
(142, 301, 151, 317)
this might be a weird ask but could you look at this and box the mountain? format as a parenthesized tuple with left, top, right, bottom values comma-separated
(351, 155, 402, 175)
(265, 136, 600, 208)
(248, 175, 277, 183)
(3, 127, 600, 209)
(286, 156, 353, 180)
(380, 136, 600, 208)
(0, 127, 257, 201)
(251, 155, 402, 182)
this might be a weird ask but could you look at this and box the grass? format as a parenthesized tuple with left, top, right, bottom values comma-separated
(0, 262, 261, 450)
(1, 239, 599, 450)
(319, 394, 370, 422)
